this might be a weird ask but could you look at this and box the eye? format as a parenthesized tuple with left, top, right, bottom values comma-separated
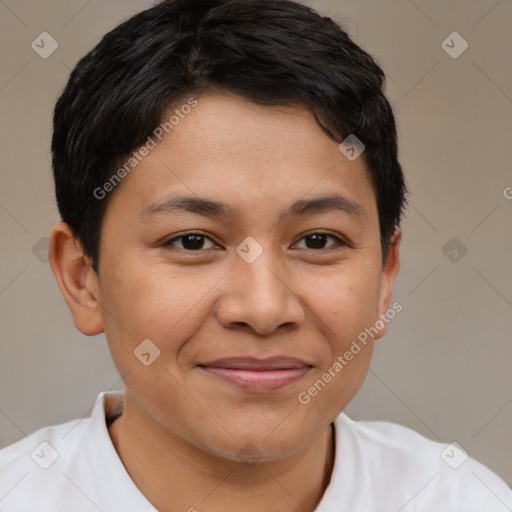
(162, 231, 346, 253)
(293, 232, 346, 251)
(163, 232, 217, 251)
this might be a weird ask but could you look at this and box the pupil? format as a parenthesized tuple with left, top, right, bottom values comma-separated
(306, 233, 326, 249)
(179, 234, 328, 250)
(183, 234, 204, 250)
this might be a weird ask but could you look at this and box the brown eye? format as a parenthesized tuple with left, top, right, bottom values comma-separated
(163, 232, 216, 251)
(294, 232, 345, 251)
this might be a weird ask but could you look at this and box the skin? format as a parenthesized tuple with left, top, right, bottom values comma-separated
(49, 90, 401, 512)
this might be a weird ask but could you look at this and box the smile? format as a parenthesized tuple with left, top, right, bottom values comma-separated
(198, 357, 312, 391)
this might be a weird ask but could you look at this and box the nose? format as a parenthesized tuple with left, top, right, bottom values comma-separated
(214, 247, 305, 336)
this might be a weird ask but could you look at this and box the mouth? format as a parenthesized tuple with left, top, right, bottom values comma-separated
(198, 357, 312, 391)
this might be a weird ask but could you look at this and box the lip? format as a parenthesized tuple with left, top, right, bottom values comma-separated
(198, 357, 312, 391)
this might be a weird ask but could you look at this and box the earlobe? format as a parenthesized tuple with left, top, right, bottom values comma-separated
(374, 227, 402, 340)
(49, 222, 104, 336)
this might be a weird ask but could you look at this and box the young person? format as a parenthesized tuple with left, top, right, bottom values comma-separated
(1, 0, 511, 510)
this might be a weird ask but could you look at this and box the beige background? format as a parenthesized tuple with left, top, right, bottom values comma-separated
(1, 0, 511, 487)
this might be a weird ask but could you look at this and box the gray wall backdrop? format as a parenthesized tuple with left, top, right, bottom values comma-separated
(1, 0, 511, 486)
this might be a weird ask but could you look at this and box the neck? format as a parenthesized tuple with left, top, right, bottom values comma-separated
(108, 393, 335, 512)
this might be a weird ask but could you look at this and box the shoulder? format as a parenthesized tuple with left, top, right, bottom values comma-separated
(333, 413, 512, 511)
(0, 391, 139, 512)
(0, 411, 85, 465)
(0, 416, 86, 509)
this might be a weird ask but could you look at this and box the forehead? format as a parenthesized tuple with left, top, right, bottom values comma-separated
(104, 91, 377, 225)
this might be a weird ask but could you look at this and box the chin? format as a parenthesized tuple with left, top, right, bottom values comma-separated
(210, 436, 303, 465)
(209, 422, 312, 462)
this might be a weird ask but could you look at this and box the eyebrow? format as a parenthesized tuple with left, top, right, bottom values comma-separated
(139, 193, 366, 223)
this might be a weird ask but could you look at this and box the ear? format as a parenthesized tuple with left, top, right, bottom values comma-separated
(373, 227, 402, 340)
(49, 222, 104, 336)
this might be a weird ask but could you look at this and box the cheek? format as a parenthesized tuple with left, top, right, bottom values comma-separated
(295, 263, 380, 406)
(98, 258, 226, 358)
(307, 262, 382, 343)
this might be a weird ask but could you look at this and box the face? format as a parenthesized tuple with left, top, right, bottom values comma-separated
(81, 91, 399, 462)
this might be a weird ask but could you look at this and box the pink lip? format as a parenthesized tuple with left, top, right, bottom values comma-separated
(199, 357, 312, 391)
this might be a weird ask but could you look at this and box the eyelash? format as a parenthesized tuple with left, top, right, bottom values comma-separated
(161, 231, 347, 253)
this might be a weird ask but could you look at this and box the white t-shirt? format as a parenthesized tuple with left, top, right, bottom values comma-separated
(0, 391, 511, 511)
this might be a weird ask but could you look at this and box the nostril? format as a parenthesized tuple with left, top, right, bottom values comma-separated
(232, 322, 250, 328)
